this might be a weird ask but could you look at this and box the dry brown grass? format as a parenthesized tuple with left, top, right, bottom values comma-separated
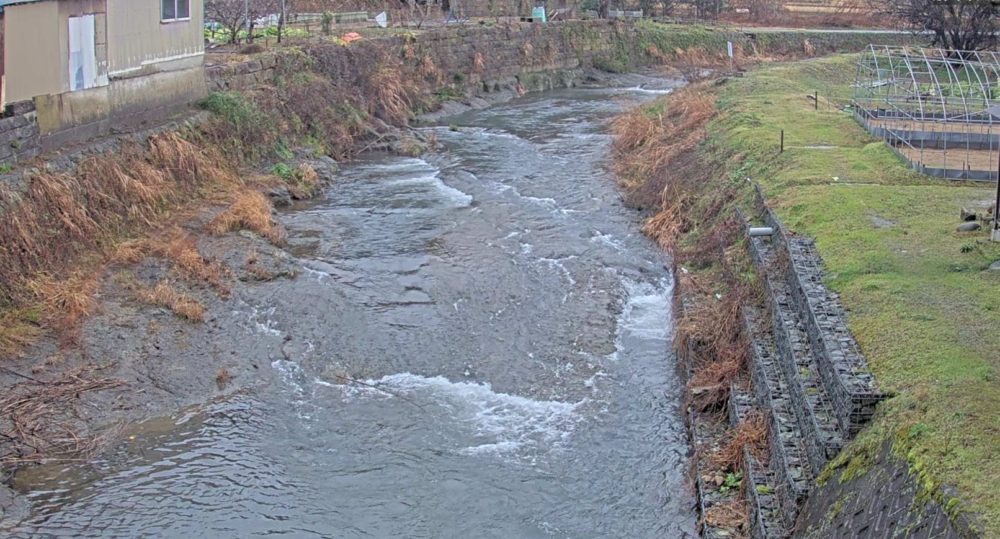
(111, 229, 232, 297)
(27, 272, 100, 331)
(215, 367, 232, 389)
(366, 55, 413, 126)
(148, 131, 238, 189)
(207, 191, 284, 244)
(611, 85, 716, 195)
(0, 130, 242, 354)
(677, 278, 749, 412)
(151, 229, 231, 296)
(139, 281, 205, 322)
(641, 190, 690, 250)
(418, 54, 443, 86)
(0, 365, 125, 464)
(473, 51, 486, 74)
(710, 410, 769, 472)
(703, 498, 748, 537)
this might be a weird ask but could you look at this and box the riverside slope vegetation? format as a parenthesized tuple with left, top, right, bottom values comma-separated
(612, 54, 1000, 536)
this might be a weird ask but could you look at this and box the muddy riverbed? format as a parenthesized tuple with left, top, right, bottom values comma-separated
(3, 76, 695, 537)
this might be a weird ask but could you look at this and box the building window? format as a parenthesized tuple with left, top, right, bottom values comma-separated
(161, 0, 191, 22)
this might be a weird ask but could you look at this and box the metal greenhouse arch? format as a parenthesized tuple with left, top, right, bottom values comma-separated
(854, 45, 1000, 181)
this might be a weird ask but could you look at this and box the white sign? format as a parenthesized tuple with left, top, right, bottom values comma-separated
(727, 41, 734, 59)
(375, 11, 387, 28)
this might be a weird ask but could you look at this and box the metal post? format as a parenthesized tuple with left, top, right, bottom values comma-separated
(994, 147, 1000, 241)
(780, 129, 784, 153)
(815, 90, 819, 110)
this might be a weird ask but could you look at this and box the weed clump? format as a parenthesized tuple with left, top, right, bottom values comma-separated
(207, 191, 284, 244)
(366, 58, 414, 126)
(27, 272, 100, 331)
(0, 128, 242, 354)
(139, 281, 205, 322)
(0, 309, 43, 359)
(710, 411, 769, 472)
(199, 92, 279, 160)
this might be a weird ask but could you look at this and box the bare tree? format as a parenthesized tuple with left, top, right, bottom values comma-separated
(691, 0, 723, 19)
(746, 0, 780, 21)
(206, 0, 280, 44)
(877, 0, 1000, 52)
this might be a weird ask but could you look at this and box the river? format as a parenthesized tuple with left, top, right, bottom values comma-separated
(4, 77, 696, 538)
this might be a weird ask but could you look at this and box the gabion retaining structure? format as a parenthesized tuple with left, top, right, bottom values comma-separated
(854, 45, 1000, 182)
(754, 191, 886, 436)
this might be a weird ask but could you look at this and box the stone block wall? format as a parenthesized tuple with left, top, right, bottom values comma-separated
(205, 22, 926, 119)
(0, 102, 40, 166)
(207, 21, 643, 99)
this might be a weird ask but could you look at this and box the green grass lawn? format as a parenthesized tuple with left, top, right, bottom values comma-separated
(711, 55, 1000, 533)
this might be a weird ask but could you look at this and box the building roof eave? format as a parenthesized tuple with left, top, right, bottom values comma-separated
(0, 0, 49, 14)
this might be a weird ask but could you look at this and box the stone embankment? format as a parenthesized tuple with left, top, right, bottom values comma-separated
(678, 188, 970, 538)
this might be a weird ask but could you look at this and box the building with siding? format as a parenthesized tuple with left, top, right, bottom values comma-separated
(0, 0, 206, 147)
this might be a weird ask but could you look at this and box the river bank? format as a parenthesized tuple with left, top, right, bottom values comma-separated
(0, 78, 709, 536)
(612, 55, 998, 537)
(0, 19, 928, 529)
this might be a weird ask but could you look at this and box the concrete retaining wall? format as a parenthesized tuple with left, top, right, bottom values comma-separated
(34, 65, 207, 152)
(797, 442, 972, 539)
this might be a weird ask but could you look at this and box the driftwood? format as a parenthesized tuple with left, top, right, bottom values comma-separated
(0, 365, 125, 466)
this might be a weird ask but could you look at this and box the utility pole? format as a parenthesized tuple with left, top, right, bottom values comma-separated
(277, 0, 286, 43)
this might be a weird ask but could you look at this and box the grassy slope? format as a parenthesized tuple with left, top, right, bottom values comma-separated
(710, 55, 1000, 532)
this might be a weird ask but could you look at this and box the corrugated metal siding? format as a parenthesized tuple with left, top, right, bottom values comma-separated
(106, 0, 203, 77)
(3, 1, 62, 101)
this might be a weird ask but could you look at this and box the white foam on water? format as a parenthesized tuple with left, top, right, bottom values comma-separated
(624, 86, 674, 95)
(522, 194, 560, 207)
(590, 230, 624, 250)
(538, 257, 577, 286)
(300, 265, 331, 281)
(362, 158, 436, 173)
(271, 359, 307, 394)
(251, 306, 283, 337)
(614, 279, 672, 353)
(231, 301, 284, 338)
(341, 373, 584, 456)
(390, 173, 474, 207)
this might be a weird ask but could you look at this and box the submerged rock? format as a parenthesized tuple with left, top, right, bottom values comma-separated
(266, 186, 293, 207)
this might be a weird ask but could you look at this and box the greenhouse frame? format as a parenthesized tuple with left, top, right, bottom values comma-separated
(853, 45, 1000, 181)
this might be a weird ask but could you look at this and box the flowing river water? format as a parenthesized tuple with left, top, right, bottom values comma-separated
(5, 77, 696, 538)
